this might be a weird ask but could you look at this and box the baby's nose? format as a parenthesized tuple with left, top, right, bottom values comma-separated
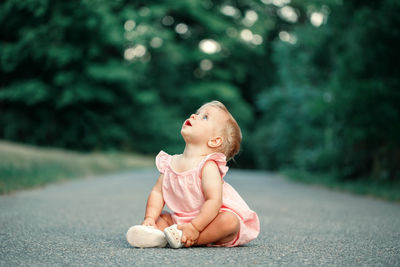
(190, 114, 196, 120)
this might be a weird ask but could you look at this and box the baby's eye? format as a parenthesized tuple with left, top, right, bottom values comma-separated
(202, 115, 208, 120)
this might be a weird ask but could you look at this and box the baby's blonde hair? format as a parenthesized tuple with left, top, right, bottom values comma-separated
(198, 100, 242, 161)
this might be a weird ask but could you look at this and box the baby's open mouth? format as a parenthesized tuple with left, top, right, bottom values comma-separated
(184, 120, 192, 126)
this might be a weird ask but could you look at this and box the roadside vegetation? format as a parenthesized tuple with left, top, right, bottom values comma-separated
(282, 169, 400, 202)
(0, 141, 153, 194)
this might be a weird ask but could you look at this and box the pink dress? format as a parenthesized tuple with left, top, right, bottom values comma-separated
(156, 150, 260, 247)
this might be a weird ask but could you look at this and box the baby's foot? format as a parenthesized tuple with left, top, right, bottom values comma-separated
(163, 224, 183, 248)
(126, 225, 167, 248)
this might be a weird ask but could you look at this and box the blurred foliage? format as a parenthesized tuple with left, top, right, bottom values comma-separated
(1, 0, 399, 182)
(253, 0, 400, 181)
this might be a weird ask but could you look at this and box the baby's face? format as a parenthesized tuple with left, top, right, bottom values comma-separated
(181, 105, 228, 144)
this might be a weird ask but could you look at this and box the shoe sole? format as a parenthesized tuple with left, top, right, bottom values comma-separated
(126, 225, 167, 248)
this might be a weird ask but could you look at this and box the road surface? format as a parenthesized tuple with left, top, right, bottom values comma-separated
(1, 169, 399, 266)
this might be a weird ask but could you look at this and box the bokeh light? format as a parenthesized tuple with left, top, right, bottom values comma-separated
(310, 12, 324, 27)
(240, 29, 253, 42)
(124, 45, 147, 61)
(243, 10, 258, 27)
(220, 5, 239, 17)
(175, 23, 189, 34)
(162, 16, 174, 26)
(278, 6, 298, 23)
(200, 59, 213, 71)
(150, 37, 163, 48)
(199, 39, 221, 54)
(252, 34, 263, 45)
(261, 0, 291, 7)
(279, 31, 297, 44)
(124, 20, 136, 31)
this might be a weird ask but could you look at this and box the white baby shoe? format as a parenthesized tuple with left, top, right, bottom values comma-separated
(126, 225, 167, 248)
(163, 224, 183, 248)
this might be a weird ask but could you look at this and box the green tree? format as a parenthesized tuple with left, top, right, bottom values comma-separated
(0, 0, 263, 165)
(253, 0, 400, 180)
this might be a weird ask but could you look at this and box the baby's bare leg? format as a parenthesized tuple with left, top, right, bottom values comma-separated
(155, 211, 174, 231)
(195, 211, 240, 246)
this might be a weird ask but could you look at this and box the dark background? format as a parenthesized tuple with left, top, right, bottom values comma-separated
(1, 0, 399, 183)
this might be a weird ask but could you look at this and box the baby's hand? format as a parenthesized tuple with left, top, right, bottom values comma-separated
(141, 217, 156, 227)
(178, 223, 200, 247)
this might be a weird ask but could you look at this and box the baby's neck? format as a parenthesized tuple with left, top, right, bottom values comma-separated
(182, 144, 214, 159)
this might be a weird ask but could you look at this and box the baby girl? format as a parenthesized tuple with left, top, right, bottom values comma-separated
(126, 100, 259, 248)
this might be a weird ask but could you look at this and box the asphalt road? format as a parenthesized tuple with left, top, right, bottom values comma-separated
(1, 169, 399, 266)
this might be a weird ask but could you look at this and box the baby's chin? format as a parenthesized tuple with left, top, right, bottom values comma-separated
(180, 128, 188, 139)
(180, 128, 197, 144)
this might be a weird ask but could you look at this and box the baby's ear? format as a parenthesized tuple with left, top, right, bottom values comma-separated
(207, 136, 223, 148)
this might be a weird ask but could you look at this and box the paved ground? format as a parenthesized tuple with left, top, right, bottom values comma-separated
(0, 169, 399, 266)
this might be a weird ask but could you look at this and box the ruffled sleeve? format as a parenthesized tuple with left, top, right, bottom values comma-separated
(198, 152, 229, 179)
(155, 150, 170, 173)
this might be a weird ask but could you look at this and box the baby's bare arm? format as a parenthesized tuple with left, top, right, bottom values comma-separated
(142, 174, 165, 225)
(179, 161, 223, 246)
(191, 161, 223, 232)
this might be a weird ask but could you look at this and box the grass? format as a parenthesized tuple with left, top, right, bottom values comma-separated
(0, 141, 154, 194)
(281, 168, 400, 202)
